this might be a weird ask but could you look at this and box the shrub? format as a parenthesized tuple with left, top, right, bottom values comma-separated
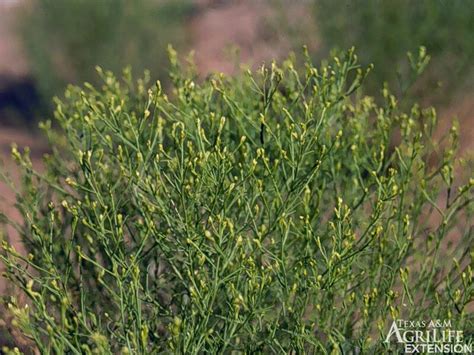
(1, 48, 473, 353)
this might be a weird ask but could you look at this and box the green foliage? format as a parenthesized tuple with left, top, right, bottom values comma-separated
(20, 0, 193, 107)
(314, 0, 474, 101)
(1, 49, 473, 353)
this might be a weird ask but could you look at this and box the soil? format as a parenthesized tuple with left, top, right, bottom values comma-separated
(189, 1, 279, 74)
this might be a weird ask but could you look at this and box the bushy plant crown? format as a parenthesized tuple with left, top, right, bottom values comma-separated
(1, 47, 473, 353)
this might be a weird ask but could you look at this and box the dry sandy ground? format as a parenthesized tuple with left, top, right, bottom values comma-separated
(189, 0, 317, 74)
(190, 1, 280, 74)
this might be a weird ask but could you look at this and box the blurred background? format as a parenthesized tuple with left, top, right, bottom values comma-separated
(0, 0, 473, 346)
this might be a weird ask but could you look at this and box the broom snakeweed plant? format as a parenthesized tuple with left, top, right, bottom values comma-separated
(0, 47, 473, 353)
